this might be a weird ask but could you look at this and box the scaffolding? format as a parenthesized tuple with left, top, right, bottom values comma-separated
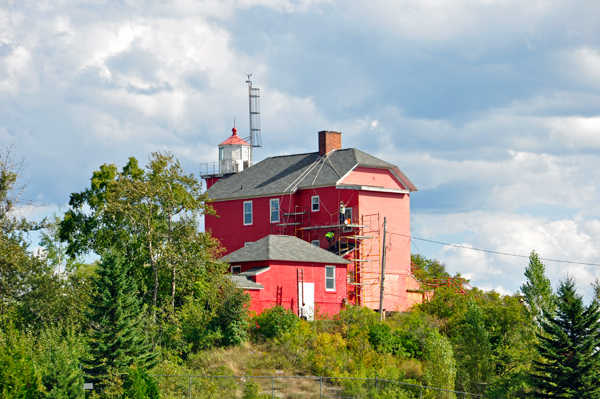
(276, 206, 384, 308)
(410, 262, 473, 295)
(272, 205, 310, 239)
(340, 213, 382, 307)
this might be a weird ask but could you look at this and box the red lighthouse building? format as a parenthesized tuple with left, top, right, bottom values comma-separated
(204, 130, 423, 318)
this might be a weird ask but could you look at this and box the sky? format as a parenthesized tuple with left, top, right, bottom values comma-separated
(2, 0, 600, 299)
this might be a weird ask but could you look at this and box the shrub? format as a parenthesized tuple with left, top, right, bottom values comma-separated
(242, 377, 269, 399)
(367, 324, 412, 358)
(203, 283, 251, 347)
(252, 306, 298, 340)
(123, 366, 160, 399)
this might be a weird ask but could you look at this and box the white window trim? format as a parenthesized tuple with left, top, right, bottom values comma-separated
(231, 265, 241, 275)
(243, 200, 253, 226)
(325, 265, 336, 291)
(311, 195, 320, 212)
(270, 198, 280, 224)
(311, 239, 320, 247)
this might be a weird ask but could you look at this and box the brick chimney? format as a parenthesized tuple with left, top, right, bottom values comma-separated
(318, 131, 342, 156)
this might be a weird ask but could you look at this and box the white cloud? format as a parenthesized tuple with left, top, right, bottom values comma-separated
(413, 211, 600, 300)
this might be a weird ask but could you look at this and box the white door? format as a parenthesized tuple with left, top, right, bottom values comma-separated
(298, 282, 315, 321)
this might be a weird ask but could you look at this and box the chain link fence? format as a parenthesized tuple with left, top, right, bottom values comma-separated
(153, 374, 484, 399)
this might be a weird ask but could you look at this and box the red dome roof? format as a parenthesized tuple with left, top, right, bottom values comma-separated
(219, 127, 250, 146)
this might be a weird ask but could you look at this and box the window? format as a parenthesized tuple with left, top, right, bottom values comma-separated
(311, 239, 320, 247)
(243, 201, 253, 225)
(311, 196, 320, 212)
(343, 207, 353, 232)
(325, 266, 336, 291)
(270, 198, 280, 223)
(219, 147, 224, 160)
(231, 266, 241, 275)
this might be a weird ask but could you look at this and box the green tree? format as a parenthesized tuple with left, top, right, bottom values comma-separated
(0, 319, 44, 398)
(531, 276, 600, 398)
(0, 145, 55, 325)
(411, 254, 450, 282)
(453, 300, 492, 395)
(123, 366, 160, 399)
(424, 330, 456, 399)
(478, 291, 536, 398)
(83, 251, 157, 380)
(520, 250, 555, 326)
(42, 347, 84, 399)
(59, 152, 225, 316)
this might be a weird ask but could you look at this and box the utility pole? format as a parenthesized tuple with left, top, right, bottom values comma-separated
(379, 217, 387, 322)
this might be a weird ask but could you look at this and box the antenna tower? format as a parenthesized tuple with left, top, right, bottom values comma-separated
(245, 74, 262, 148)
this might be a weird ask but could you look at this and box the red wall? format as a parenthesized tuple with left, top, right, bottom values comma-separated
(206, 186, 360, 255)
(340, 167, 406, 189)
(357, 190, 414, 311)
(230, 260, 348, 316)
(206, 167, 421, 314)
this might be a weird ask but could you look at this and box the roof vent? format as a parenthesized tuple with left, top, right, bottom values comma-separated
(318, 131, 342, 156)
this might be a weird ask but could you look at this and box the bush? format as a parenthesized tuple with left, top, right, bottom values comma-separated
(242, 377, 269, 399)
(252, 306, 298, 340)
(123, 366, 160, 399)
(368, 323, 417, 358)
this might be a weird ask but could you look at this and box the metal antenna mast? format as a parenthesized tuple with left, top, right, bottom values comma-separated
(245, 74, 262, 148)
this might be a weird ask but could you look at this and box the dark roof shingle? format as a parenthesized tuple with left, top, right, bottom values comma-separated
(206, 148, 415, 201)
(220, 235, 352, 264)
(226, 275, 264, 290)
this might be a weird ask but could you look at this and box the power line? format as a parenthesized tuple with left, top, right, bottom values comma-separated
(390, 233, 600, 267)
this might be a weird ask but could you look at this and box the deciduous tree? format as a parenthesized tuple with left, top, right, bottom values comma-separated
(59, 152, 226, 316)
(520, 250, 555, 326)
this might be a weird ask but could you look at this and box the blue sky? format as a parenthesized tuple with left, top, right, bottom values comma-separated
(2, 0, 600, 298)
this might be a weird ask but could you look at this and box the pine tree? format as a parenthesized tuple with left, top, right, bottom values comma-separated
(531, 276, 600, 398)
(43, 348, 84, 399)
(83, 251, 157, 381)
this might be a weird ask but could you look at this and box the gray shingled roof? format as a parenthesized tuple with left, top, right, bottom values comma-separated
(226, 275, 265, 290)
(220, 235, 352, 264)
(206, 148, 415, 201)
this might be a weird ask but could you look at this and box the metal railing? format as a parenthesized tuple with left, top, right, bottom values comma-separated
(153, 374, 484, 398)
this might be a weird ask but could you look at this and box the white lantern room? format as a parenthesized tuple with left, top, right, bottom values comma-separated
(218, 127, 252, 174)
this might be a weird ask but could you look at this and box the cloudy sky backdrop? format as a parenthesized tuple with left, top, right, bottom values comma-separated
(2, 0, 600, 298)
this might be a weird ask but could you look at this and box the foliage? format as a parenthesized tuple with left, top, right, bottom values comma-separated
(42, 346, 84, 399)
(423, 330, 456, 399)
(206, 283, 251, 347)
(176, 282, 251, 351)
(123, 366, 160, 399)
(530, 276, 600, 398)
(0, 319, 44, 398)
(59, 152, 225, 315)
(252, 305, 299, 340)
(367, 324, 413, 358)
(242, 377, 269, 399)
(411, 254, 450, 282)
(520, 250, 555, 325)
(83, 251, 157, 379)
(452, 300, 491, 395)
